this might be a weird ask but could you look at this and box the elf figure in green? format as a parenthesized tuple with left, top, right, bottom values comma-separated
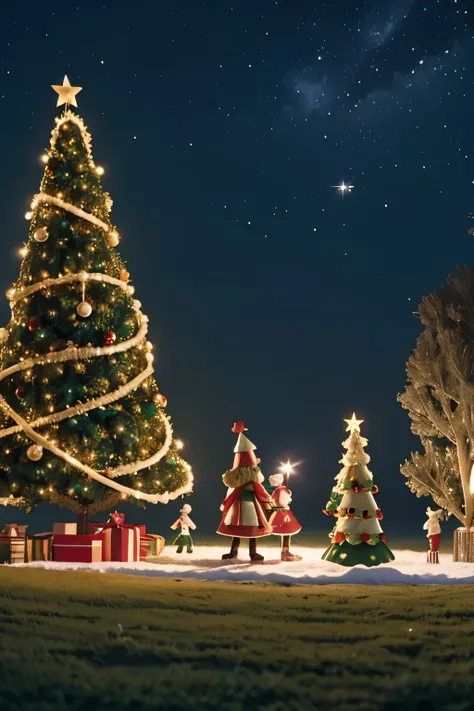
(170, 504, 196, 553)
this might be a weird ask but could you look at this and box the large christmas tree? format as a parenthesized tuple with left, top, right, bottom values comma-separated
(322, 414, 394, 567)
(0, 77, 193, 527)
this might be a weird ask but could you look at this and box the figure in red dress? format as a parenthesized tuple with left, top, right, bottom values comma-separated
(217, 422, 273, 561)
(268, 473, 302, 562)
(423, 507, 443, 564)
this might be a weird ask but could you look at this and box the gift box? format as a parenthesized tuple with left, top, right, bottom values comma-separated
(98, 512, 140, 562)
(0, 535, 26, 564)
(53, 534, 103, 563)
(101, 525, 140, 562)
(1, 524, 28, 538)
(26, 533, 54, 562)
(53, 523, 77, 535)
(140, 533, 165, 559)
(0, 524, 28, 563)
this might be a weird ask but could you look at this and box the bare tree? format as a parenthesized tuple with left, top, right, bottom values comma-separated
(398, 265, 474, 528)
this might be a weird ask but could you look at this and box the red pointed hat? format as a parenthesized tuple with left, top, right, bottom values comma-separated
(231, 421, 259, 468)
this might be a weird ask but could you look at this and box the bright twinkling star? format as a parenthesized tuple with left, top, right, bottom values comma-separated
(333, 181, 354, 194)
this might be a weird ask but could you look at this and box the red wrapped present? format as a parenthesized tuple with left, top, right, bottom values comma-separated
(53, 534, 103, 563)
(99, 512, 140, 562)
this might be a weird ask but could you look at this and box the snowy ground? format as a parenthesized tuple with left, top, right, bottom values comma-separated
(12, 544, 474, 585)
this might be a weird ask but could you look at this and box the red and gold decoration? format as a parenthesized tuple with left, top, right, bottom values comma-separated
(104, 330, 116, 346)
(151, 392, 167, 407)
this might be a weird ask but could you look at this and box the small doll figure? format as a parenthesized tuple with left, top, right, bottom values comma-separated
(268, 473, 302, 562)
(170, 503, 196, 554)
(423, 507, 443, 564)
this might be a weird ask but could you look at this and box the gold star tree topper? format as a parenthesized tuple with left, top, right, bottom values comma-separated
(344, 413, 364, 433)
(51, 75, 82, 107)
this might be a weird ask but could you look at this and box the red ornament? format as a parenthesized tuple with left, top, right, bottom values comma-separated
(322, 508, 332, 517)
(28, 317, 40, 332)
(334, 531, 345, 544)
(360, 533, 371, 543)
(346, 512, 355, 519)
(376, 509, 383, 520)
(104, 331, 116, 346)
(362, 510, 370, 520)
(372, 484, 379, 494)
(379, 534, 387, 543)
(15, 385, 24, 399)
(353, 485, 361, 493)
(151, 392, 167, 407)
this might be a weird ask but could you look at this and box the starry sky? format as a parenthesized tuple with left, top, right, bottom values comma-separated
(0, 0, 473, 539)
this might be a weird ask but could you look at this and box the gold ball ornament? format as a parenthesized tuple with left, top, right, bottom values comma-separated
(106, 230, 120, 247)
(34, 227, 49, 243)
(77, 301, 93, 318)
(119, 269, 130, 282)
(27, 444, 43, 462)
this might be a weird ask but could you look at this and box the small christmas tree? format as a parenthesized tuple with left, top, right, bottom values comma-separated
(0, 77, 193, 527)
(322, 414, 394, 567)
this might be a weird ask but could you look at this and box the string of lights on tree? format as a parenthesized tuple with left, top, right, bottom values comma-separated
(0, 77, 193, 513)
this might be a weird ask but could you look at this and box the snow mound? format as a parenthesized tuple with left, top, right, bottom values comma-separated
(12, 546, 474, 586)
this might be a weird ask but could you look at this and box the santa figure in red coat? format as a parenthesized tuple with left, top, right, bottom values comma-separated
(268, 473, 302, 562)
(217, 422, 274, 561)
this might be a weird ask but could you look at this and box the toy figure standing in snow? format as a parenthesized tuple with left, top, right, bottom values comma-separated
(322, 413, 395, 568)
(268, 473, 302, 562)
(217, 422, 274, 561)
(170, 503, 196, 554)
(423, 507, 443, 564)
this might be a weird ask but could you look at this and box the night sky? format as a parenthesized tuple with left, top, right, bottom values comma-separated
(0, 0, 473, 539)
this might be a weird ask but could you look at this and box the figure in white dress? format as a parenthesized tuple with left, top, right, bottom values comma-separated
(170, 503, 196, 553)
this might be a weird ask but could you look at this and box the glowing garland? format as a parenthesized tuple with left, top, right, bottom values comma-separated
(0, 296, 175, 495)
(31, 193, 115, 238)
(0, 395, 171, 504)
(9, 270, 133, 305)
(0, 364, 154, 439)
(0, 309, 149, 383)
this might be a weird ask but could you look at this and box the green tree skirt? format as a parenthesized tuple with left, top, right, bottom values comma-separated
(322, 540, 395, 567)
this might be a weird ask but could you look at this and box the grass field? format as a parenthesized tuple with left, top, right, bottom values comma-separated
(1, 569, 474, 711)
